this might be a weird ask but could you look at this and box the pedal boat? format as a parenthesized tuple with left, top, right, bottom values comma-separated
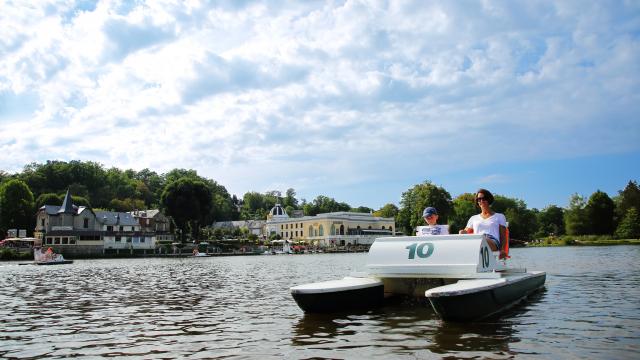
(33, 247, 73, 265)
(290, 234, 545, 321)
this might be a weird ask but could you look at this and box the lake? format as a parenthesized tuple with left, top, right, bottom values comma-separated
(1, 246, 638, 359)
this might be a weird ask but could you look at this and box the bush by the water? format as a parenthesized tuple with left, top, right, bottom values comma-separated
(0, 248, 33, 261)
(531, 235, 639, 246)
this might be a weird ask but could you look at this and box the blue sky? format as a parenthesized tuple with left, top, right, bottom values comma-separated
(0, 0, 638, 210)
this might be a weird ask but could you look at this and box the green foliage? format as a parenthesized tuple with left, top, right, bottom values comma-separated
(161, 178, 213, 242)
(0, 248, 33, 260)
(351, 206, 373, 213)
(0, 179, 35, 236)
(303, 195, 351, 216)
(35, 193, 62, 208)
(586, 190, 615, 235)
(241, 191, 267, 220)
(492, 195, 537, 241)
(397, 181, 452, 235)
(449, 193, 476, 234)
(536, 205, 565, 237)
(283, 188, 298, 208)
(374, 203, 399, 218)
(109, 198, 145, 212)
(616, 181, 640, 220)
(565, 194, 591, 235)
(615, 207, 640, 239)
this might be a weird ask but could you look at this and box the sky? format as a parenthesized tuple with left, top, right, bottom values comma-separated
(1, 0, 639, 210)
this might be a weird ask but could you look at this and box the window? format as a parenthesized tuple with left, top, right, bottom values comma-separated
(308, 225, 313, 237)
(126, 237, 132, 243)
(107, 226, 113, 232)
(119, 226, 124, 232)
(70, 239, 76, 245)
(84, 218, 89, 228)
(62, 238, 68, 245)
(319, 225, 324, 236)
(331, 224, 336, 235)
(41, 219, 45, 227)
(115, 236, 121, 242)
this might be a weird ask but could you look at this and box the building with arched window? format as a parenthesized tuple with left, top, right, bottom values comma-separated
(265, 204, 396, 248)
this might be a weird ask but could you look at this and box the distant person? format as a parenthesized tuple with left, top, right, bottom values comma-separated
(417, 207, 449, 235)
(459, 189, 507, 254)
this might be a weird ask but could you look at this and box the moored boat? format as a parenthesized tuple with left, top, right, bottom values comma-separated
(33, 247, 73, 265)
(290, 234, 545, 321)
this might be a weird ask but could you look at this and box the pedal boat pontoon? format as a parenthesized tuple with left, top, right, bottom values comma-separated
(290, 234, 545, 321)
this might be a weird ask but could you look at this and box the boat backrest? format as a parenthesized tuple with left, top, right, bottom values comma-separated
(367, 234, 500, 278)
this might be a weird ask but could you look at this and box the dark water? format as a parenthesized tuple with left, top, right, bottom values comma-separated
(1, 246, 638, 359)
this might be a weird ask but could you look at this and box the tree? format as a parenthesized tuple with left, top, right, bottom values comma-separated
(374, 203, 399, 218)
(36, 193, 62, 208)
(449, 193, 477, 234)
(536, 205, 565, 237)
(614, 207, 640, 239)
(565, 194, 591, 235)
(161, 178, 213, 242)
(616, 181, 640, 216)
(241, 192, 266, 220)
(0, 179, 35, 236)
(492, 195, 537, 241)
(352, 206, 373, 213)
(283, 188, 299, 209)
(586, 190, 615, 235)
(397, 181, 452, 235)
(304, 195, 351, 216)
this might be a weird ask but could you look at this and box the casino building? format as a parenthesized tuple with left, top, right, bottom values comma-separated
(265, 204, 396, 248)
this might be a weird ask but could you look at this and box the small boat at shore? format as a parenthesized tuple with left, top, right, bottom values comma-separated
(192, 250, 211, 257)
(290, 234, 545, 322)
(33, 247, 74, 265)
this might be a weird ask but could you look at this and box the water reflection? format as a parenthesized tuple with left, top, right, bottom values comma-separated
(292, 300, 523, 356)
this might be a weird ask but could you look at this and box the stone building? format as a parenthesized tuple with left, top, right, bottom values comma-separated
(265, 204, 396, 248)
(34, 190, 157, 256)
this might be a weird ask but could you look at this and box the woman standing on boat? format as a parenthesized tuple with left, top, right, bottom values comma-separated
(459, 189, 507, 254)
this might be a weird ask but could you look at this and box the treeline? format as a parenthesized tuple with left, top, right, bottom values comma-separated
(392, 180, 640, 240)
(0, 161, 239, 238)
(0, 160, 639, 241)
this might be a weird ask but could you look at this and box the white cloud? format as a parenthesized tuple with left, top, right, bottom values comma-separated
(0, 0, 638, 209)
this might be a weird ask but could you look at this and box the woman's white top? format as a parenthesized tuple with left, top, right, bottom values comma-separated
(466, 213, 507, 241)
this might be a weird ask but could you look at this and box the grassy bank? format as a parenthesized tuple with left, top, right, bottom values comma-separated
(528, 235, 640, 247)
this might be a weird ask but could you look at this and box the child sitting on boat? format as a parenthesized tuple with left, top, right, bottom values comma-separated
(416, 207, 449, 235)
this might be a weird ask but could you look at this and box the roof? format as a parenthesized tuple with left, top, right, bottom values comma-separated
(58, 190, 75, 214)
(40, 204, 79, 216)
(129, 209, 162, 218)
(94, 211, 139, 226)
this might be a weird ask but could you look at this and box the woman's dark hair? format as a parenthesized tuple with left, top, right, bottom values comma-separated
(476, 188, 494, 205)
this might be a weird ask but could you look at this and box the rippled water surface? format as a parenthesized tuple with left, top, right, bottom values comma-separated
(1, 246, 639, 359)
